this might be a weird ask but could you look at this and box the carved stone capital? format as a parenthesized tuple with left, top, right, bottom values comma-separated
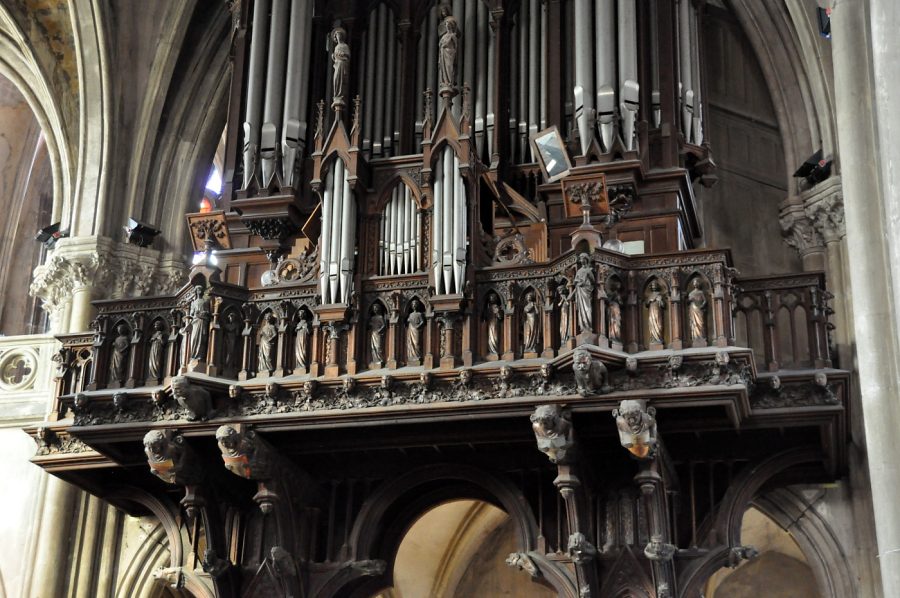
(802, 176, 845, 243)
(779, 204, 824, 257)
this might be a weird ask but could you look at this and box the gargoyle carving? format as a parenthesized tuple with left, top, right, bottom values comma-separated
(171, 376, 215, 421)
(572, 348, 609, 395)
(728, 545, 760, 568)
(530, 404, 575, 464)
(644, 538, 677, 561)
(567, 532, 598, 564)
(612, 399, 658, 459)
(143, 429, 202, 485)
(506, 552, 540, 578)
(215, 424, 272, 479)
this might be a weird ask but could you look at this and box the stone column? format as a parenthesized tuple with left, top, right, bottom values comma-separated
(832, 1, 900, 593)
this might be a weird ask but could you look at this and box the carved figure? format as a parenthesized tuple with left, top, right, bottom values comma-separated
(171, 376, 215, 421)
(612, 399, 658, 459)
(329, 26, 351, 108)
(406, 299, 426, 362)
(607, 282, 623, 342)
(572, 253, 595, 334)
(216, 424, 265, 479)
(223, 311, 241, 372)
(558, 277, 573, 343)
(228, 384, 243, 400)
(522, 291, 540, 353)
(646, 281, 667, 345)
(486, 293, 503, 355)
(438, 8, 460, 95)
(143, 429, 197, 485)
(568, 532, 598, 564)
(108, 323, 131, 384)
(147, 320, 166, 381)
(572, 347, 608, 395)
(369, 303, 387, 364)
(294, 313, 310, 370)
(113, 392, 128, 411)
(505, 553, 539, 578)
(530, 404, 574, 464)
(257, 315, 277, 374)
(687, 279, 707, 341)
(188, 285, 211, 361)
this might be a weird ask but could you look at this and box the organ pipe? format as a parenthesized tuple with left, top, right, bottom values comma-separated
(432, 153, 443, 293)
(573, 0, 594, 156)
(596, 0, 616, 152)
(242, 0, 270, 188)
(281, 0, 313, 187)
(319, 167, 334, 299)
(528, 0, 540, 160)
(373, 4, 388, 155)
(329, 159, 344, 303)
(339, 171, 355, 303)
(689, 3, 703, 144)
(363, 9, 377, 152)
(384, 13, 396, 156)
(442, 146, 453, 293)
(678, 0, 694, 139)
(618, 0, 639, 151)
(260, 0, 290, 188)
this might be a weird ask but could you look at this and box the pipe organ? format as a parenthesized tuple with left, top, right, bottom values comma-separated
(379, 182, 421, 276)
(317, 158, 356, 304)
(431, 146, 467, 295)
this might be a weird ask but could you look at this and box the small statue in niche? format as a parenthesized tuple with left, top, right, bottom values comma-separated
(572, 252, 596, 334)
(486, 292, 503, 356)
(369, 303, 387, 364)
(646, 280, 667, 346)
(558, 277, 573, 344)
(686, 278, 708, 341)
(329, 25, 350, 108)
(406, 298, 426, 362)
(188, 285, 211, 361)
(223, 311, 242, 372)
(257, 314, 277, 374)
(108, 323, 131, 384)
(607, 281, 623, 343)
(522, 290, 540, 354)
(147, 320, 166, 381)
(294, 312, 310, 370)
(437, 4, 460, 97)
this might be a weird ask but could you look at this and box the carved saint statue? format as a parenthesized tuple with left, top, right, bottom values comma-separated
(438, 8, 460, 96)
(223, 311, 241, 372)
(329, 26, 350, 108)
(109, 323, 131, 384)
(572, 252, 596, 334)
(607, 282, 623, 343)
(687, 278, 708, 341)
(147, 320, 166, 381)
(486, 293, 503, 356)
(369, 303, 387, 364)
(558, 277, 572, 344)
(257, 315, 277, 374)
(522, 291, 540, 353)
(406, 299, 426, 362)
(188, 285, 211, 361)
(646, 281, 667, 345)
(294, 313, 310, 370)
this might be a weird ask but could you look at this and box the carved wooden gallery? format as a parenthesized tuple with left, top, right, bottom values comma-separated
(28, 1, 848, 596)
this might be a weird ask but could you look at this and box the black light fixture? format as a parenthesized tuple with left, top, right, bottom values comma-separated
(793, 149, 832, 189)
(124, 217, 161, 248)
(817, 6, 831, 39)
(34, 223, 68, 249)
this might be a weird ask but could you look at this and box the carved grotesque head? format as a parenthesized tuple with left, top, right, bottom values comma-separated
(459, 368, 472, 386)
(530, 404, 561, 437)
(715, 351, 730, 367)
(419, 371, 432, 388)
(143, 430, 169, 460)
(668, 355, 683, 371)
(151, 389, 167, 407)
(625, 356, 639, 374)
(228, 384, 243, 400)
(769, 375, 781, 390)
(215, 425, 241, 455)
(814, 372, 828, 387)
(171, 376, 189, 397)
(265, 382, 280, 398)
(36, 426, 52, 447)
(613, 399, 657, 459)
(113, 392, 128, 411)
(380, 375, 393, 391)
(303, 380, 317, 395)
(540, 363, 553, 381)
(73, 393, 89, 412)
(573, 348, 591, 372)
(499, 366, 513, 382)
(343, 377, 356, 393)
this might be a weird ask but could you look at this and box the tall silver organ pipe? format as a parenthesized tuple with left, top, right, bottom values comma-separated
(618, 0, 639, 151)
(260, 0, 290, 187)
(528, 0, 540, 160)
(432, 147, 467, 295)
(360, 3, 402, 157)
(475, 0, 487, 154)
(380, 183, 421, 276)
(595, 0, 616, 152)
(383, 12, 396, 155)
(363, 9, 377, 152)
(678, 0, 694, 141)
(318, 159, 357, 304)
(242, 0, 270, 187)
(688, 3, 703, 144)
(650, 0, 661, 128)
(281, 0, 313, 187)
(573, 0, 595, 156)
(517, 4, 528, 162)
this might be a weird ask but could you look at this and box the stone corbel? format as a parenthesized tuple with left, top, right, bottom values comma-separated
(779, 203, 825, 263)
(143, 428, 207, 517)
(802, 175, 845, 244)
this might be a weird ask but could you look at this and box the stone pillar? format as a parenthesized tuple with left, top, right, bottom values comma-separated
(832, 1, 900, 593)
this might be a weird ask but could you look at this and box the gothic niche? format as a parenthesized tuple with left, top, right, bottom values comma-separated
(107, 321, 132, 389)
(685, 275, 709, 347)
(368, 302, 387, 368)
(405, 297, 426, 366)
(221, 307, 243, 378)
(257, 311, 278, 376)
(643, 278, 668, 350)
(293, 307, 312, 373)
(484, 291, 503, 360)
(146, 318, 168, 384)
(606, 276, 624, 348)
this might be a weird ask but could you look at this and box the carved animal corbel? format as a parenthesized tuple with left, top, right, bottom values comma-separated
(171, 376, 215, 421)
(572, 348, 609, 395)
(530, 404, 575, 464)
(143, 429, 202, 486)
(567, 532, 598, 564)
(612, 399, 658, 459)
(215, 424, 273, 479)
(506, 552, 540, 578)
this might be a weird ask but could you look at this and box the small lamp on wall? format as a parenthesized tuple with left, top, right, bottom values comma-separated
(34, 223, 68, 249)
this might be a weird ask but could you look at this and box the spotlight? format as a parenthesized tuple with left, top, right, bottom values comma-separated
(817, 7, 831, 39)
(793, 149, 832, 190)
(35, 223, 68, 249)
(124, 218, 161, 248)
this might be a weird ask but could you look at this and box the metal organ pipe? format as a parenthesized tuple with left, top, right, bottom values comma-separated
(384, 13, 396, 155)
(464, 0, 476, 113)
(573, 0, 594, 156)
(242, 0, 270, 188)
(319, 168, 334, 300)
(363, 9, 377, 152)
(260, 0, 290, 188)
(689, 3, 703, 144)
(442, 147, 453, 294)
(414, 199, 421, 272)
(486, 9, 495, 158)
(281, 0, 313, 187)
(452, 152, 465, 292)
(618, 0, 639, 151)
(650, 0, 661, 128)
(528, 0, 540, 160)
(518, 5, 529, 162)
(475, 0, 487, 154)
(339, 171, 355, 303)
(373, 4, 388, 155)
(678, 0, 694, 140)
(329, 160, 344, 303)
(596, 0, 616, 152)
(540, 0, 547, 130)
(432, 154, 444, 294)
